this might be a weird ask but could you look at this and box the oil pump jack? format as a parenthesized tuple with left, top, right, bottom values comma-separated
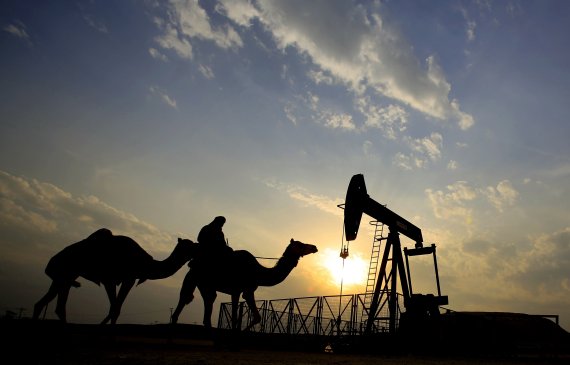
(342, 174, 448, 334)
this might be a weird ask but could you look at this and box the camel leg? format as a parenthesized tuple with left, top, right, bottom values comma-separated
(33, 281, 59, 320)
(55, 283, 72, 323)
(242, 291, 261, 331)
(110, 279, 135, 324)
(231, 293, 241, 332)
(171, 270, 197, 324)
(101, 282, 117, 325)
(200, 289, 217, 329)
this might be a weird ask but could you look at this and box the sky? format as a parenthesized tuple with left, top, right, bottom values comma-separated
(1, 0, 569, 331)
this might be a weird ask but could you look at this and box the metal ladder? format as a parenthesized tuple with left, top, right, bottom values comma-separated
(361, 220, 387, 324)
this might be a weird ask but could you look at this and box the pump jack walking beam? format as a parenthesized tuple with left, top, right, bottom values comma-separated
(344, 174, 423, 245)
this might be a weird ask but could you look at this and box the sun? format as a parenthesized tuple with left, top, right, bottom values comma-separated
(321, 248, 369, 290)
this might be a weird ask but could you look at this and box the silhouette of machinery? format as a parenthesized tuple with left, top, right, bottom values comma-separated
(342, 174, 448, 334)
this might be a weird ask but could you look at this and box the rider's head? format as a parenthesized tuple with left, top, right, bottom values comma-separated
(212, 216, 226, 228)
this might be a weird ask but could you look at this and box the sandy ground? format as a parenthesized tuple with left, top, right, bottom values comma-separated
(12, 338, 567, 365)
(3, 321, 568, 365)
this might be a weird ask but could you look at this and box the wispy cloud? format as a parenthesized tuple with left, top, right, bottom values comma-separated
(450, 226, 570, 308)
(154, 0, 242, 60)
(283, 102, 297, 125)
(156, 0, 474, 129)
(426, 181, 476, 224)
(149, 85, 178, 109)
(83, 14, 108, 34)
(263, 179, 343, 216)
(287, 91, 357, 130)
(154, 22, 193, 60)
(426, 179, 520, 222)
(3, 21, 31, 43)
(0, 170, 177, 255)
(482, 180, 519, 212)
(510, 227, 570, 300)
(459, 7, 476, 42)
(447, 160, 459, 170)
(322, 112, 356, 130)
(394, 133, 443, 169)
(198, 64, 215, 79)
(307, 69, 334, 85)
(357, 97, 408, 140)
(149, 47, 169, 62)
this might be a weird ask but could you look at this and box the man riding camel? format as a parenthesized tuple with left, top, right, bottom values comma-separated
(174, 216, 233, 317)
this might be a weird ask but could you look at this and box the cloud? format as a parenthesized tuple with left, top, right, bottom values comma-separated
(362, 140, 373, 156)
(3, 21, 30, 42)
(504, 227, 570, 306)
(357, 97, 408, 140)
(0, 170, 197, 324)
(506, 1, 523, 18)
(451, 98, 474, 130)
(394, 133, 443, 169)
(545, 163, 570, 178)
(323, 112, 356, 130)
(283, 102, 297, 125)
(154, 0, 243, 60)
(459, 7, 476, 42)
(154, 22, 194, 60)
(156, 0, 474, 129)
(459, 227, 570, 306)
(149, 85, 178, 109)
(263, 179, 343, 216)
(393, 152, 414, 170)
(447, 160, 458, 170)
(425, 181, 476, 224)
(78, 2, 109, 34)
(482, 180, 519, 212)
(83, 14, 108, 34)
(198, 64, 215, 79)
(288, 91, 357, 130)
(407, 132, 443, 161)
(0, 170, 182, 253)
(307, 69, 334, 85)
(426, 179, 519, 225)
(149, 47, 169, 62)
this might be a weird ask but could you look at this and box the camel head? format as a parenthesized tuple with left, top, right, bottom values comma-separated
(175, 238, 200, 262)
(285, 238, 318, 259)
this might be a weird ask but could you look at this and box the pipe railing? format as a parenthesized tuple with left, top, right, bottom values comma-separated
(217, 292, 402, 336)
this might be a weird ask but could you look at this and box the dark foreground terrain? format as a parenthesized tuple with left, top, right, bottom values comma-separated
(2, 317, 569, 365)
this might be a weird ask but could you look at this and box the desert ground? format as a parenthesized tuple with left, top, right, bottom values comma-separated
(2, 320, 568, 365)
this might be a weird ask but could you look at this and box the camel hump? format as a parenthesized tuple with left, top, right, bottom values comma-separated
(88, 228, 113, 240)
(233, 250, 255, 260)
(232, 250, 261, 267)
(111, 235, 153, 261)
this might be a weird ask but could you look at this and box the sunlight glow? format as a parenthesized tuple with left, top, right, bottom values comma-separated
(320, 248, 369, 290)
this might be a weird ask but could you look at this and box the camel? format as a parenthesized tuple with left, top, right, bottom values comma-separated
(171, 238, 318, 331)
(33, 228, 198, 324)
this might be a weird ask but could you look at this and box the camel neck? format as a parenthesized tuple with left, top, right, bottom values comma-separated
(145, 246, 188, 280)
(256, 254, 299, 287)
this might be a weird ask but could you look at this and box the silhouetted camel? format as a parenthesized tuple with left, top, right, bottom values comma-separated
(171, 238, 318, 331)
(33, 228, 198, 324)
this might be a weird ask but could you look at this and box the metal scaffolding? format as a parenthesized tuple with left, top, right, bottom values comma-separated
(217, 292, 403, 336)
